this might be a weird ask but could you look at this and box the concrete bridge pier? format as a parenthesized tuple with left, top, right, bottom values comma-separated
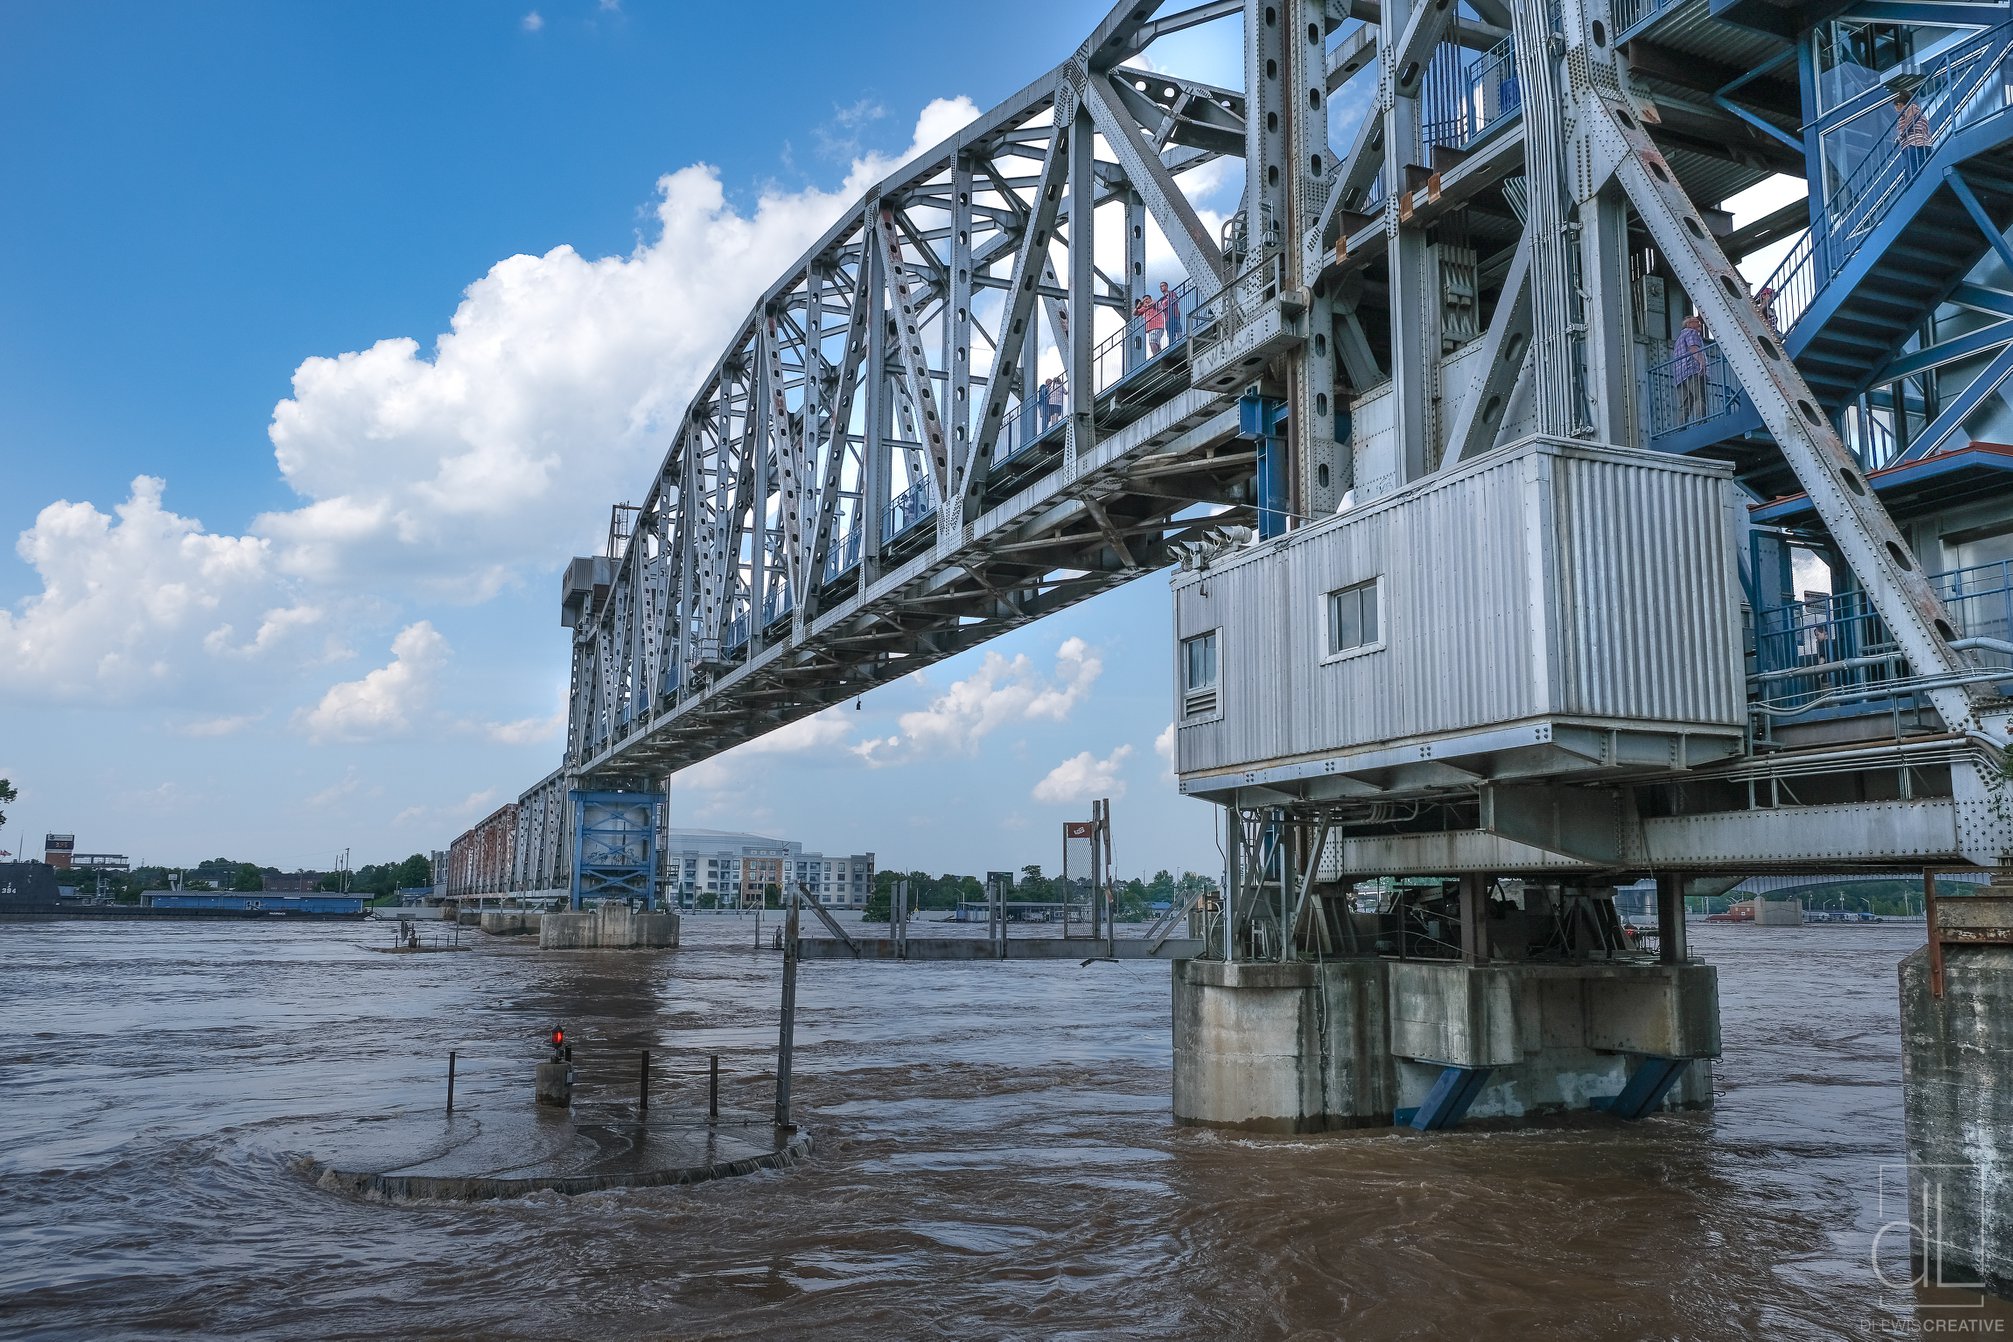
(538, 902, 679, 950)
(1899, 884, 2013, 1297)
(1171, 957, 1719, 1133)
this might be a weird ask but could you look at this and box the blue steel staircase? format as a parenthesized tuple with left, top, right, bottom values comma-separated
(1647, 23, 2013, 500)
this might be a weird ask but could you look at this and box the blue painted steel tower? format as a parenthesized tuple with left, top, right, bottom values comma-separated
(567, 789, 662, 909)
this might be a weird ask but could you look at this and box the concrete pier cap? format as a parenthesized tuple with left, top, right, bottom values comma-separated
(1172, 956, 1719, 1133)
(538, 903, 679, 950)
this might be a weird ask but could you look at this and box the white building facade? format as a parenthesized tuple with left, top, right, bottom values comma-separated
(662, 828, 875, 908)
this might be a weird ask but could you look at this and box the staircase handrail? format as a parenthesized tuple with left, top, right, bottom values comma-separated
(1755, 23, 2013, 340)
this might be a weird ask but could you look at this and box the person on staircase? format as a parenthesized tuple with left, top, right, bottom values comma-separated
(1894, 89, 1934, 177)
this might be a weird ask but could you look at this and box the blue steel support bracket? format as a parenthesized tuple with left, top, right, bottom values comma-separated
(1239, 394, 1288, 539)
(1591, 1056, 1692, 1120)
(1942, 168, 2013, 279)
(1891, 340, 2013, 465)
(1713, 48, 1802, 155)
(1395, 1064, 1494, 1131)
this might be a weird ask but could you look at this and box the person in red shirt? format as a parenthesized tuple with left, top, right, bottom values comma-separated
(1138, 291, 1169, 354)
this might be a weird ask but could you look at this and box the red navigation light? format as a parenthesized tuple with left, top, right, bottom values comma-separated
(550, 1027, 565, 1047)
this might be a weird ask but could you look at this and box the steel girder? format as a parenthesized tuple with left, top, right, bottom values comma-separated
(562, 5, 1271, 784)
(540, 0, 2006, 882)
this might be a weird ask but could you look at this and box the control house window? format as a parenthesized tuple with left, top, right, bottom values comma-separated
(1326, 579, 1381, 658)
(1181, 630, 1219, 719)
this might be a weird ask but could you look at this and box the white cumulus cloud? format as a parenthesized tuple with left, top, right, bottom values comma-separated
(395, 787, 502, 829)
(255, 96, 981, 599)
(858, 637, 1102, 765)
(1, 98, 982, 718)
(296, 621, 448, 743)
(0, 476, 294, 705)
(178, 712, 265, 738)
(484, 710, 567, 746)
(1032, 745, 1133, 805)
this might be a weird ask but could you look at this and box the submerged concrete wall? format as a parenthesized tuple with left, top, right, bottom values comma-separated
(1170, 960, 1392, 1132)
(797, 936, 1206, 961)
(538, 905, 679, 950)
(1901, 942, 2013, 1297)
(1172, 957, 1718, 1132)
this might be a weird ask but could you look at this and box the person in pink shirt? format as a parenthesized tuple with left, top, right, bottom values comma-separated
(1138, 291, 1169, 354)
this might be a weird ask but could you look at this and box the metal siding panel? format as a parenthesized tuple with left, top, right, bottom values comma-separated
(1553, 451, 1743, 726)
(1173, 439, 1744, 782)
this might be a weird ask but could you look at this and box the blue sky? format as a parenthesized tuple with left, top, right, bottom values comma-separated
(0, 1, 1257, 879)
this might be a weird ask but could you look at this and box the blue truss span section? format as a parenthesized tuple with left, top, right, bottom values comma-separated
(569, 790, 662, 909)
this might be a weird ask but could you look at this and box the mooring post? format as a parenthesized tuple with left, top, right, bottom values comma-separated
(446, 1050, 457, 1115)
(1101, 798, 1116, 961)
(893, 879, 908, 959)
(709, 1053, 719, 1122)
(639, 1049, 650, 1116)
(775, 896, 799, 1129)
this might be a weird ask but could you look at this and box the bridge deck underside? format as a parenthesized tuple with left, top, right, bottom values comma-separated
(588, 386, 1252, 776)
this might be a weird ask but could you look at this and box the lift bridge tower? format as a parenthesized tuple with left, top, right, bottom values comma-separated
(499, 0, 2013, 1290)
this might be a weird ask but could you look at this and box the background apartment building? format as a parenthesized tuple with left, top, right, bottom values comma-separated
(663, 828, 874, 909)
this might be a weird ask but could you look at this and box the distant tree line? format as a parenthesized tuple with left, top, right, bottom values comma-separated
(316, 855, 433, 900)
(43, 854, 433, 905)
(1719, 877, 1961, 918)
(863, 865, 1219, 923)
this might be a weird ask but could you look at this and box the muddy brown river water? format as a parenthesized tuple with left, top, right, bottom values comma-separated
(3, 914, 2008, 1340)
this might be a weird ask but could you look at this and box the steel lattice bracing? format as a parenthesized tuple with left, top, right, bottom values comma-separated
(558, 19, 1282, 792)
(502, 0, 2013, 897)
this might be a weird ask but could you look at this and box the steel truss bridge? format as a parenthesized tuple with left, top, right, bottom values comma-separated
(482, 0, 2013, 904)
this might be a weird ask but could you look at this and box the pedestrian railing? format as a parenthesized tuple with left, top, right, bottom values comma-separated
(1755, 24, 2013, 346)
(881, 476, 936, 543)
(821, 524, 862, 584)
(1839, 403, 1901, 472)
(1645, 339, 1746, 441)
(1187, 248, 1284, 371)
(762, 588, 792, 628)
(1749, 557, 2013, 725)
(1422, 33, 1519, 153)
(1611, 0, 1682, 43)
(993, 271, 1217, 467)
